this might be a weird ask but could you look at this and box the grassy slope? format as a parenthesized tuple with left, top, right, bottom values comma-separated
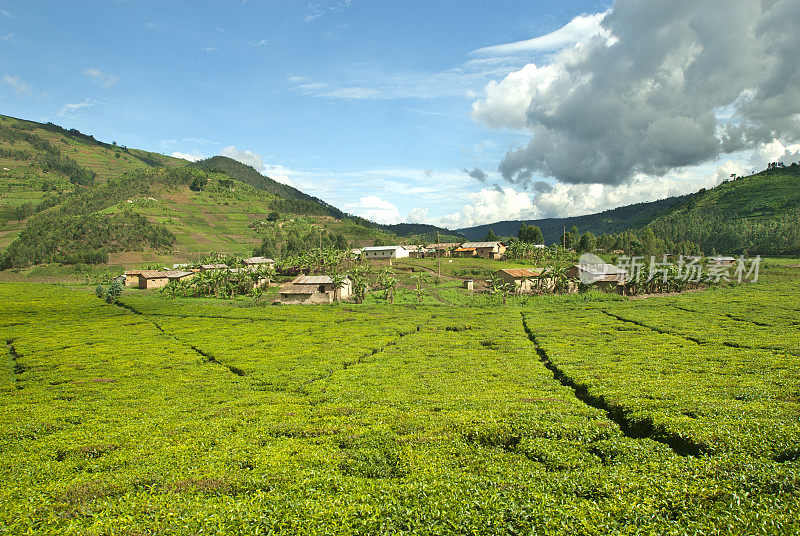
(191, 156, 344, 216)
(0, 114, 446, 265)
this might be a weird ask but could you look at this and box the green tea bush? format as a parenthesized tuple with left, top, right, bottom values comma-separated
(0, 278, 798, 535)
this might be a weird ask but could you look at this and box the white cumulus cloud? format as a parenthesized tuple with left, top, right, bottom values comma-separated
(347, 195, 402, 224)
(439, 186, 533, 228)
(472, 0, 800, 187)
(172, 151, 205, 162)
(471, 12, 608, 56)
(406, 207, 429, 223)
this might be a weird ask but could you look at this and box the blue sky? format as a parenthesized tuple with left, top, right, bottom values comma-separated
(2, 1, 799, 229)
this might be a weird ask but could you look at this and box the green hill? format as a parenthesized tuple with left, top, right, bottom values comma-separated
(645, 165, 800, 255)
(190, 156, 458, 240)
(0, 114, 455, 268)
(191, 156, 346, 219)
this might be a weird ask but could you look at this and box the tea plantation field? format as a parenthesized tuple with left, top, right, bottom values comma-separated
(1, 263, 798, 534)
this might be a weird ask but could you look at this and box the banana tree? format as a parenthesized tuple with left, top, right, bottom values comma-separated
(349, 264, 371, 304)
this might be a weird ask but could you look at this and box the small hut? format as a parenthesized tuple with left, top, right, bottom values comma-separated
(279, 275, 352, 304)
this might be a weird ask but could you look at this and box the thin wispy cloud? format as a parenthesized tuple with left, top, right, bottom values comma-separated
(470, 12, 607, 56)
(251, 39, 268, 47)
(0, 10, 12, 19)
(201, 47, 217, 53)
(290, 58, 526, 101)
(83, 68, 118, 88)
(59, 98, 95, 116)
(3, 74, 31, 94)
(305, 0, 359, 23)
(2, 33, 14, 43)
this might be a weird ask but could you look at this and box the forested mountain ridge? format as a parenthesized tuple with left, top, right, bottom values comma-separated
(190, 156, 460, 241)
(458, 165, 800, 255)
(457, 195, 691, 243)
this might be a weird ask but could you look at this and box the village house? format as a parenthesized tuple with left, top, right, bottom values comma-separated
(124, 270, 142, 287)
(200, 263, 229, 272)
(568, 263, 627, 289)
(361, 245, 409, 260)
(135, 270, 195, 290)
(241, 257, 275, 269)
(279, 275, 353, 305)
(426, 243, 462, 257)
(405, 245, 436, 258)
(453, 246, 477, 258)
(462, 241, 507, 260)
(495, 268, 553, 294)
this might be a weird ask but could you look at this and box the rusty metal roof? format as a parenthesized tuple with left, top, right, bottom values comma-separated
(499, 268, 541, 278)
(427, 243, 462, 249)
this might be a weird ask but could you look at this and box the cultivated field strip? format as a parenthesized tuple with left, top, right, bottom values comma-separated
(519, 313, 705, 457)
(524, 306, 800, 460)
(600, 303, 798, 354)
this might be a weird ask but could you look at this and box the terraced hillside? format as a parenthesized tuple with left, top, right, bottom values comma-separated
(0, 114, 450, 266)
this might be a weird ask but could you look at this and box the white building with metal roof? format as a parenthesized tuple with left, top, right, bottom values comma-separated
(361, 245, 409, 259)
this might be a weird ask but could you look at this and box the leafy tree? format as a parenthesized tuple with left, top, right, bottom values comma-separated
(485, 228, 499, 241)
(560, 226, 580, 249)
(517, 223, 544, 244)
(578, 231, 597, 253)
(104, 280, 123, 303)
(189, 175, 208, 191)
(378, 268, 398, 303)
(334, 233, 348, 251)
(531, 225, 544, 245)
(489, 277, 513, 304)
